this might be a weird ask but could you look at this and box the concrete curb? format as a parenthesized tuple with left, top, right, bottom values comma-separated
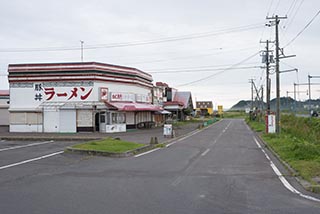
(65, 144, 157, 158)
(65, 119, 222, 158)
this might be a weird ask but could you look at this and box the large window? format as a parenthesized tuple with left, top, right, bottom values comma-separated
(111, 112, 126, 124)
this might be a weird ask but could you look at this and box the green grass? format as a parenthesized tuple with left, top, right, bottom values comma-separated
(246, 114, 320, 186)
(246, 118, 265, 132)
(72, 138, 145, 153)
(224, 111, 247, 119)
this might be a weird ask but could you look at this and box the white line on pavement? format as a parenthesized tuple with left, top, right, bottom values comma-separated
(253, 137, 320, 203)
(201, 149, 210, 156)
(0, 140, 54, 152)
(0, 151, 64, 170)
(134, 148, 161, 158)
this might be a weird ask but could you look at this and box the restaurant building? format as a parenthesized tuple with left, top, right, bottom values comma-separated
(8, 62, 161, 133)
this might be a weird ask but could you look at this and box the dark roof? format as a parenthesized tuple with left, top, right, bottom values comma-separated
(155, 82, 169, 87)
(196, 101, 213, 108)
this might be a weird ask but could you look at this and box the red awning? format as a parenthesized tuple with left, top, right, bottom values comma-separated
(106, 102, 162, 112)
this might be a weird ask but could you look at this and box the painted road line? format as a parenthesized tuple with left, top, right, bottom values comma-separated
(0, 151, 64, 170)
(166, 120, 224, 148)
(0, 140, 54, 152)
(201, 149, 210, 157)
(134, 148, 161, 158)
(254, 137, 320, 203)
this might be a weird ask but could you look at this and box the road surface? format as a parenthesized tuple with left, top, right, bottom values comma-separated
(0, 119, 319, 213)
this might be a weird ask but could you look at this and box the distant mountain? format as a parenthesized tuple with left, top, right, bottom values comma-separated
(230, 100, 251, 111)
(230, 97, 320, 111)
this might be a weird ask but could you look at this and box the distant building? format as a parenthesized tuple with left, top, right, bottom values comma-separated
(196, 101, 213, 116)
(0, 90, 9, 126)
(164, 91, 194, 120)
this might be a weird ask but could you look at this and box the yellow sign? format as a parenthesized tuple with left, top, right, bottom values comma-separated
(218, 105, 223, 115)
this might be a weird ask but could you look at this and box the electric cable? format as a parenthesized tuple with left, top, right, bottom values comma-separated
(0, 23, 264, 53)
(176, 51, 261, 87)
(284, 9, 320, 47)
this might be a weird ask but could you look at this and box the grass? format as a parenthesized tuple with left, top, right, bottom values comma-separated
(246, 115, 320, 188)
(224, 111, 247, 119)
(72, 138, 145, 153)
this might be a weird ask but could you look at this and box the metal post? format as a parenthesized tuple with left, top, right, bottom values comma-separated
(294, 83, 297, 115)
(308, 75, 312, 113)
(80, 40, 84, 62)
(266, 40, 270, 114)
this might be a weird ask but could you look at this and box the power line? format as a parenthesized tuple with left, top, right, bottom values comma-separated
(126, 46, 258, 65)
(283, 0, 305, 33)
(149, 66, 261, 74)
(284, 9, 320, 48)
(177, 51, 260, 87)
(0, 23, 264, 53)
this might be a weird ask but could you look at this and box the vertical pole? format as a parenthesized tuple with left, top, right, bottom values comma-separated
(275, 15, 281, 134)
(266, 40, 271, 114)
(294, 83, 296, 115)
(80, 40, 84, 62)
(308, 75, 312, 113)
(251, 79, 254, 111)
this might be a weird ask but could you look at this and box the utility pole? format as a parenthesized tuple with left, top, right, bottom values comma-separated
(260, 40, 273, 114)
(80, 40, 84, 62)
(308, 75, 312, 112)
(294, 83, 297, 114)
(249, 79, 254, 111)
(266, 15, 287, 134)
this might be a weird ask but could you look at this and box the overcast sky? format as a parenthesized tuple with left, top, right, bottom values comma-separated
(1, 0, 319, 108)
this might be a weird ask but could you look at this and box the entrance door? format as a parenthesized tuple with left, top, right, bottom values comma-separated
(60, 110, 76, 133)
(99, 112, 106, 132)
(44, 110, 59, 132)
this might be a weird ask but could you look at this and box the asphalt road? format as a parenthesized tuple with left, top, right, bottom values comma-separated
(0, 119, 319, 214)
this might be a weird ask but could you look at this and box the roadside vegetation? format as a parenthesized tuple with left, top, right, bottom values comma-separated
(247, 114, 320, 191)
(72, 138, 144, 153)
(224, 111, 247, 119)
(171, 117, 218, 127)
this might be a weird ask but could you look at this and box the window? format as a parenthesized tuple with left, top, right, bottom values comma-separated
(111, 112, 126, 124)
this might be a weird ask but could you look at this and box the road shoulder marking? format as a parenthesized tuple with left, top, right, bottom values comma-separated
(0, 151, 64, 170)
(134, 148, 161, 158)
(201, 148, 210, 157)
(0, 140, 54, 152)
(253, 137, 320, 203)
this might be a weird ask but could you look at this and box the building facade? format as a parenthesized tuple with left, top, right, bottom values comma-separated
(0, 90, 9, 126)
(196, 101, 213, 116)
(8, 62, 161, 133)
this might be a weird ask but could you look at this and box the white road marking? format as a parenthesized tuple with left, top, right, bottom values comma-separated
(253, 137, 320, 203)
(201, 149, 210, 156)
(167, 120, 225, 148)
(0, 140, 54, 152)
(134, 148, 161, 158)
(0, 151, 64, 170)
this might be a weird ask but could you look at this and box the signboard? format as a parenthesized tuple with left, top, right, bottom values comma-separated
(163, 124, 173, 137)
(110, 92, 135, 102)
(218, 105, 223, 115)
(136, 93, 152, 103)
(31, 82, 94, 102)
(100, 87, 109, 101)
(266, 114, 276, 133)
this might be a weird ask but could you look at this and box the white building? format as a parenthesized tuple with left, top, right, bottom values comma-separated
(8, 62, 161, 133)
(0, 90, 9, 126)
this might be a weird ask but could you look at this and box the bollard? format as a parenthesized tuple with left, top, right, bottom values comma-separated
(150, 137, 154, 145)
(154, 137, 158, 144)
